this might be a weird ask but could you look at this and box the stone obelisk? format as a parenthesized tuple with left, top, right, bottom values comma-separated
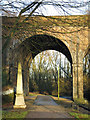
(13, 62, 26, 108)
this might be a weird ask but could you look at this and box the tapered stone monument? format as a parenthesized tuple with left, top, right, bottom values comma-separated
(13, 62, 26, 108)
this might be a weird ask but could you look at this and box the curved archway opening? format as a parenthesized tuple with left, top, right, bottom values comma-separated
(18, 34, 73, 98)
(83, 49, 90, 101)
(29, 50, 72, 98)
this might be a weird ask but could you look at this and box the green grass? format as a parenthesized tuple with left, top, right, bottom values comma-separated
(69, 112, 90, 120)
(2, 110, 28, 119)
(0, 111, 2, 120)
(29, 92, 37, 96)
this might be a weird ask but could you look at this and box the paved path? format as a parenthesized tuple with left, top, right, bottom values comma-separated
(34, 95, 58, 106)
(26, 95, 74, 118)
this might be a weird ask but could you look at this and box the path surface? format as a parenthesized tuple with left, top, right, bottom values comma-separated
(26, 95, 74, 118)
(34, 95, 58, 106)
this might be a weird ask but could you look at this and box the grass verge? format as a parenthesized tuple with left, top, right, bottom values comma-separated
(2, 110, 28, 119)
(52, 96, 73, 108)
(29, 92, 38, 96)
(69, 112, 90, 120)
(74, 98, 89, 109)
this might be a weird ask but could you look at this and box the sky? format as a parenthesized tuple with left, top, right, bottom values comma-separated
(1, 0, 89, 16)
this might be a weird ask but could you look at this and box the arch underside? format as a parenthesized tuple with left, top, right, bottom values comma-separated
(19, 34, 72, 63)
(14, 34, 84, 100)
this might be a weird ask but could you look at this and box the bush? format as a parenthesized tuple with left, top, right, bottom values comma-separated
(74, 98, 89, 109)
(2, 93, 14, 105)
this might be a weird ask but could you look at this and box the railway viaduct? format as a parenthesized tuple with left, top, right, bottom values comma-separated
(2, 15, 89, 108)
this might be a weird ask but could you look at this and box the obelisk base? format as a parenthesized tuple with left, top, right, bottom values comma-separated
(13, 94, 26, 109)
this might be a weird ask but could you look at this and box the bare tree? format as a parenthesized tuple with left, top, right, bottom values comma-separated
(2, 0, 89, 51)
(2, 0, 89, 90)
(1, 0, 89, 17)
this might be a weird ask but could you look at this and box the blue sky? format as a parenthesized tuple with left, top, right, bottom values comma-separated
(1, 0, 89, 16)
(33, 0, 89, 16)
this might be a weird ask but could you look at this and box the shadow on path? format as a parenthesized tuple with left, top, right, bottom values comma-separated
(26, 95, 74, 118)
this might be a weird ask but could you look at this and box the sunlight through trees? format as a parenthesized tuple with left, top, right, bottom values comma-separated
(29, 50, 72, 96)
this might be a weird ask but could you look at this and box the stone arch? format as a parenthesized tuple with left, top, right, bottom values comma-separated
(18, 34, 73, 95)
(19, 34, 72, 63)
(14, 34, 84, 108)
(83, 45, 90, 58)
